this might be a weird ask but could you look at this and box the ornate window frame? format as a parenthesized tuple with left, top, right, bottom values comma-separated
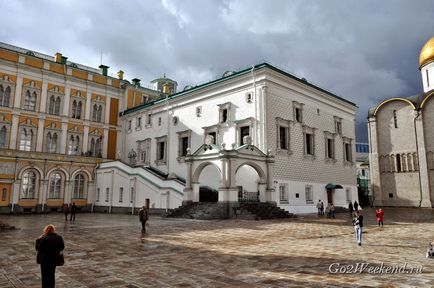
(155, 135, 167, 165)
(324, 131, 336, 162)
(0, 114, 11, 149)
(293, 101, 304, 123)
(70, 91, 85, 119)
(235, 117, 254, 147)
(137, 138, 151, 166)
(46, 86, 64, 116)
(217, 102, 232, 126)
(0, 74, 15, 108)
(302, 125, 316, 159)
(202, 124, 219, 145)
(334, 116, 343, 135)
(342, 136, 353, 165)
(276, 117, 292, 155)
(18, 119, 37, 151)
(177, 130, 192, 162)
(21, 81, 40, 112)
(44, 123, 61, 153)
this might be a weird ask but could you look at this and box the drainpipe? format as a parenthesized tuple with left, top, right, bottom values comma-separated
(41, 159, 47, 213)
(11, 156, 18, 213)
(109, 169, 114, 213)
(413, 110, 423, 207)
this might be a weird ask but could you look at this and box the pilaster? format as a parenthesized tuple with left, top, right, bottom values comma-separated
(36, 118, 45, 152)
(9, 114, 19, 149)
(40, 81, 48, 113)
(415, 114, 432, 207)
(368, 117, 383, 206)
(13, 76, 23, 108)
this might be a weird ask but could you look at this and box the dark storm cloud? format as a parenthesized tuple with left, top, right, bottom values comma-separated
(1, 0, 433, 141)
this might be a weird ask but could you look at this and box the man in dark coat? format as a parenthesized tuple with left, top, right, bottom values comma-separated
(139, 205, 149, 233)
(70, 203, 77, 221)
(36, 224, 65, 288)
(353, 200, 359, 212)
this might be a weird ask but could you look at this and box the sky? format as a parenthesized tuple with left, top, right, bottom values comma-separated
(1, 0, 433, 142)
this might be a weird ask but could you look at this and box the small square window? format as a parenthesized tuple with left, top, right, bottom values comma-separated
(295, 108, 302, 122)
(389, 193, 394, 198)
(196, 106, 202, 117)
(295, 193, 299, 198)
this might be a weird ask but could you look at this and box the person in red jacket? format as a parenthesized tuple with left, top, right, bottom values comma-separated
(376, 208, 384, 227)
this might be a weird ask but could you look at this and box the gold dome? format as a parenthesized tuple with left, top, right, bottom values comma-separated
(419, 37, 434, 68)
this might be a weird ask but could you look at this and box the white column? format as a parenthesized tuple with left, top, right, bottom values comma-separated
(63, 84, 71, 117)
(415, 114, 432, 207)
(13, 76, 23, 108)
(83, 125, 89, 153)
(192, 183, 200, 202)
(60, 121, 68, 154)
(9, 114, 19, 149)
(102, 128, 108, 158)
(260, 85, 268, 151)
(36, 118, 45, 152)
(368, 117, 382, 206)
(85, 91, 92, 120)
(40, 81, 48, 113)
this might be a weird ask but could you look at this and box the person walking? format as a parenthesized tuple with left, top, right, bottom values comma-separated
(63, 204, 69, 221)
(320, 201, 324, 216)
(376, 208, 384, 227)
(348, 202, 354, 217)
(35, 224, 65, 288)
(316, 200, 322, 216)
(138, 205, 149, 233)
(330, 204, 336, 219)
(353, 211, 364, 246)
(70, 203, 77, 221)
(353, 201, 359, 212)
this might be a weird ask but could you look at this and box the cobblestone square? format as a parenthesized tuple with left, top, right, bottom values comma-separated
(0, 208, 433, 287)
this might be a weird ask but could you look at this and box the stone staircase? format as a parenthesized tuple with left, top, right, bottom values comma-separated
(239, 202, 295, 220)
(166, 202, 295, 220)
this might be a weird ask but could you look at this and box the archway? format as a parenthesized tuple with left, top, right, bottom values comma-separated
(235, 163, 266, 203)
(197, 163, 221, 202)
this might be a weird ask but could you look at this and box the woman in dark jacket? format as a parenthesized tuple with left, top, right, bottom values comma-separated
(35, 224, 65, 288)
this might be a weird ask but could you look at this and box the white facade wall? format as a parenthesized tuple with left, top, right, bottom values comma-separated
(99, 67, 358, 213)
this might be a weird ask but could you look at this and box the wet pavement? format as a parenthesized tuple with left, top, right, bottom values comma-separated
(0, 207, 433, 287)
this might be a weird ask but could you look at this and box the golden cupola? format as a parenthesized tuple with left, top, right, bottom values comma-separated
(419, 37, 434, 68)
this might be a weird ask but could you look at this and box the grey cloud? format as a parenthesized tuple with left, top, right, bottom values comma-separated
(1, 0, 433, 141)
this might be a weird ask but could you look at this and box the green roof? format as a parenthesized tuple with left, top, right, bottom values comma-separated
(120, 62, 357, 116)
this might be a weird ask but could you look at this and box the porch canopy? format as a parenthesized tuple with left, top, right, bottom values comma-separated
(325, 183, 343, 190)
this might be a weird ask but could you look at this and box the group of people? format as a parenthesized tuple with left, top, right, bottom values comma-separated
(62, 203, 77, 221)
(316, 200, 336, 218)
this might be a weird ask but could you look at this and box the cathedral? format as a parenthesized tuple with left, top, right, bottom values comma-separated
(368, 37, 434, 208)
(0, 41, 358, 215)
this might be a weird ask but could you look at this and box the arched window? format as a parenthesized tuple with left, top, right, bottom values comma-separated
(68, 135, 80, 155)
(396, 154, 401, 172)
(54, 96, 61, 115)
(0, 85, 10, 107)
(48, 96, 55, 114)
(48, 172, 62, 198)
(72, 100, 77, 118)
(393, 110, 398, 128)
(45, 132, 52, 152)
(23, 90, 31, 110)
(0, 126, 6, 148)
(76, 101, 82, 119)
(73, 174, 86, 199)
(46, 132, 58, 153)
(90, 138, 95, 156)
(97, 105, 103, 122)
(95, 137, 101, 157)
(29, 91, 37, 111)
(22, 171, 36, 198)
(92, 104, 98, 122)
(19, 128, 33, 151)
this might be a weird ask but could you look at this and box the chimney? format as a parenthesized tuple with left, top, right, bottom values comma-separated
(132, 78, 141, 87)
(99, 65, 109, 76)
(54, 52, 67, 64)
(117, 70, 124, 80)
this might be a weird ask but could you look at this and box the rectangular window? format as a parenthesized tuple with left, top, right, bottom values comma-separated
(147, 114, 152, 125)
(279, 126, 288, 150)
(336, 122, 342, 134)
(142, 95, 148, 103)
(180, 136, 189, 157)
(221, 109, 228, 123)
(119, 187, 123, 202)
(361, 169, 365, 177)
(305, 185, 313, 203)
(207, 132, 217, 144)
(137, 117, 142, 128)
(327, 138, 334, 159)
(239, 126, 250, 145)
(295, 108, 302, 122)
(157, 140, 166, 161)
(130, 187, 134, 203)
(128, 120, 132, 130)
(345, 143, 352, 162)
(346, 188, 351, 203)
(96, 188, 100, 202)
(105, 188, 109, 202)
(279, 184, 288, 203)
(305, 133, 314, 155)
(196, 106, 202, 117)
(427, 69, 430, 87)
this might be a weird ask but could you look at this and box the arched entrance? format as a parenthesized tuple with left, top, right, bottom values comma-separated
(184, 136, 275, 205)
(191, 162, 221, 202)
(235, 162, 267, 203)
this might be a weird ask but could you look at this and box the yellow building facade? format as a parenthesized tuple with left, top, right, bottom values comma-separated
(0, 42, 161, 213)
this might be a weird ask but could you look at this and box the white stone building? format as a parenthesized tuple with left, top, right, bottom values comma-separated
(96, 63, 358, 214)
(368, 37, 434, 208)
